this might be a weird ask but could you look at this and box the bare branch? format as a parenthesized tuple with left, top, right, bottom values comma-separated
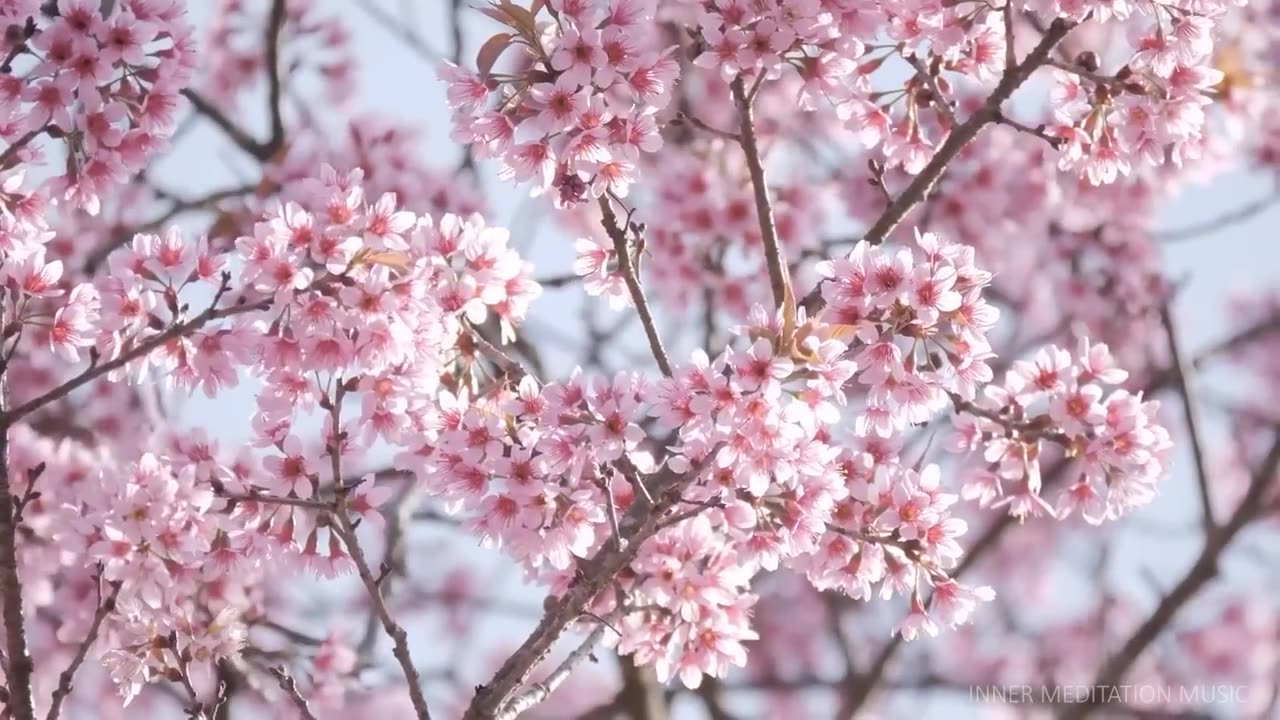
(1157, 191, 1278, 243)
(270, 666, 318, 720)
(597, 198, 673, 376)
(262, 0, 288, 159)
(729, 76, 791, 313)
(47, 578, 122, 720)
(329, 386, 434, 720)
(1159, 304, 1215, 530)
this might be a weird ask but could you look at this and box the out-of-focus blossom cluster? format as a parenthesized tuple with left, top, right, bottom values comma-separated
(200, 0, 354, 110)
(0, 0, 196, 213)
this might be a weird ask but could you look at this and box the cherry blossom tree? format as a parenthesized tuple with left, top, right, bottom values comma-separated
(0, 0, 1276, 719)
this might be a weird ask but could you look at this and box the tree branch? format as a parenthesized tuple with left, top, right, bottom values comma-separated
(270, 666, 318, 720)
(597, 198, 673, 376)
(494, 621, 612, 720)
(262, 0, 287, 159)
(1, 279, 269, 425)
(46, 578, 122, 720)
(1159, 304, 1214, 531)
(729, 76, 791, 313)
(330, 386, 433, 720)
(0, 353, 34, 720)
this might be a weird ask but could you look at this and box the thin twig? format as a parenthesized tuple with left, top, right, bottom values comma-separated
(1159, 304, 1215, 531)
(83, 183, 259, 273)
(353, 0, 444, 64)
(1156, 192, 1278, 243)
(729, 76, 791, 313)
(330, 385, 434, 720)
(47, 579, 122, 720)
(270, 666, 318, 720)
(993, 110, 1063, 149)
(1, 277, 269, 424)
(672, 112, 741, 143)
(597, 198, 673, 376)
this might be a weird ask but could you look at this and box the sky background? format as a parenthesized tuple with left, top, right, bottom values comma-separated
(151, 2, 1280, 717)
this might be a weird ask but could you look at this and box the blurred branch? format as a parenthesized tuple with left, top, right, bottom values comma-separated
(1059, 434, 1280, 720)
(1159, 304, 1215, 530)
(354, 0, 444, 64)
(262, 0, 288, 159)
(1157, 190, 1278, 243)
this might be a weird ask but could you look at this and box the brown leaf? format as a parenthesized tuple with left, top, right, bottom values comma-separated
(476, 32, 516, 81)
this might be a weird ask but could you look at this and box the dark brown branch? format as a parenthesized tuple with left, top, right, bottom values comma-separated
(0, 360, 33, 720)
(597, 198, 673, 377)
(47, 578, 122, 720)
(181, 89, 272, 161)
(262, 0, 287, 159)
(729, 76, 790, 312)
(1159, 304, 1214, 530)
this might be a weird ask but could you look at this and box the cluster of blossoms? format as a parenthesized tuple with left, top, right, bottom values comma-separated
(201, 0, 354, 109)
(814, 231, 1000, 437)
(1046, 5, 1223, 185)
(441, 0, 677, 205)
(660, 0, 1228, 186)
(797, 438, 997, 641)
(948, 338, 1172, 523)
(0, 0, 196, 213)
(59, 453, 252, 703)
(0, 164, 546, 706)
